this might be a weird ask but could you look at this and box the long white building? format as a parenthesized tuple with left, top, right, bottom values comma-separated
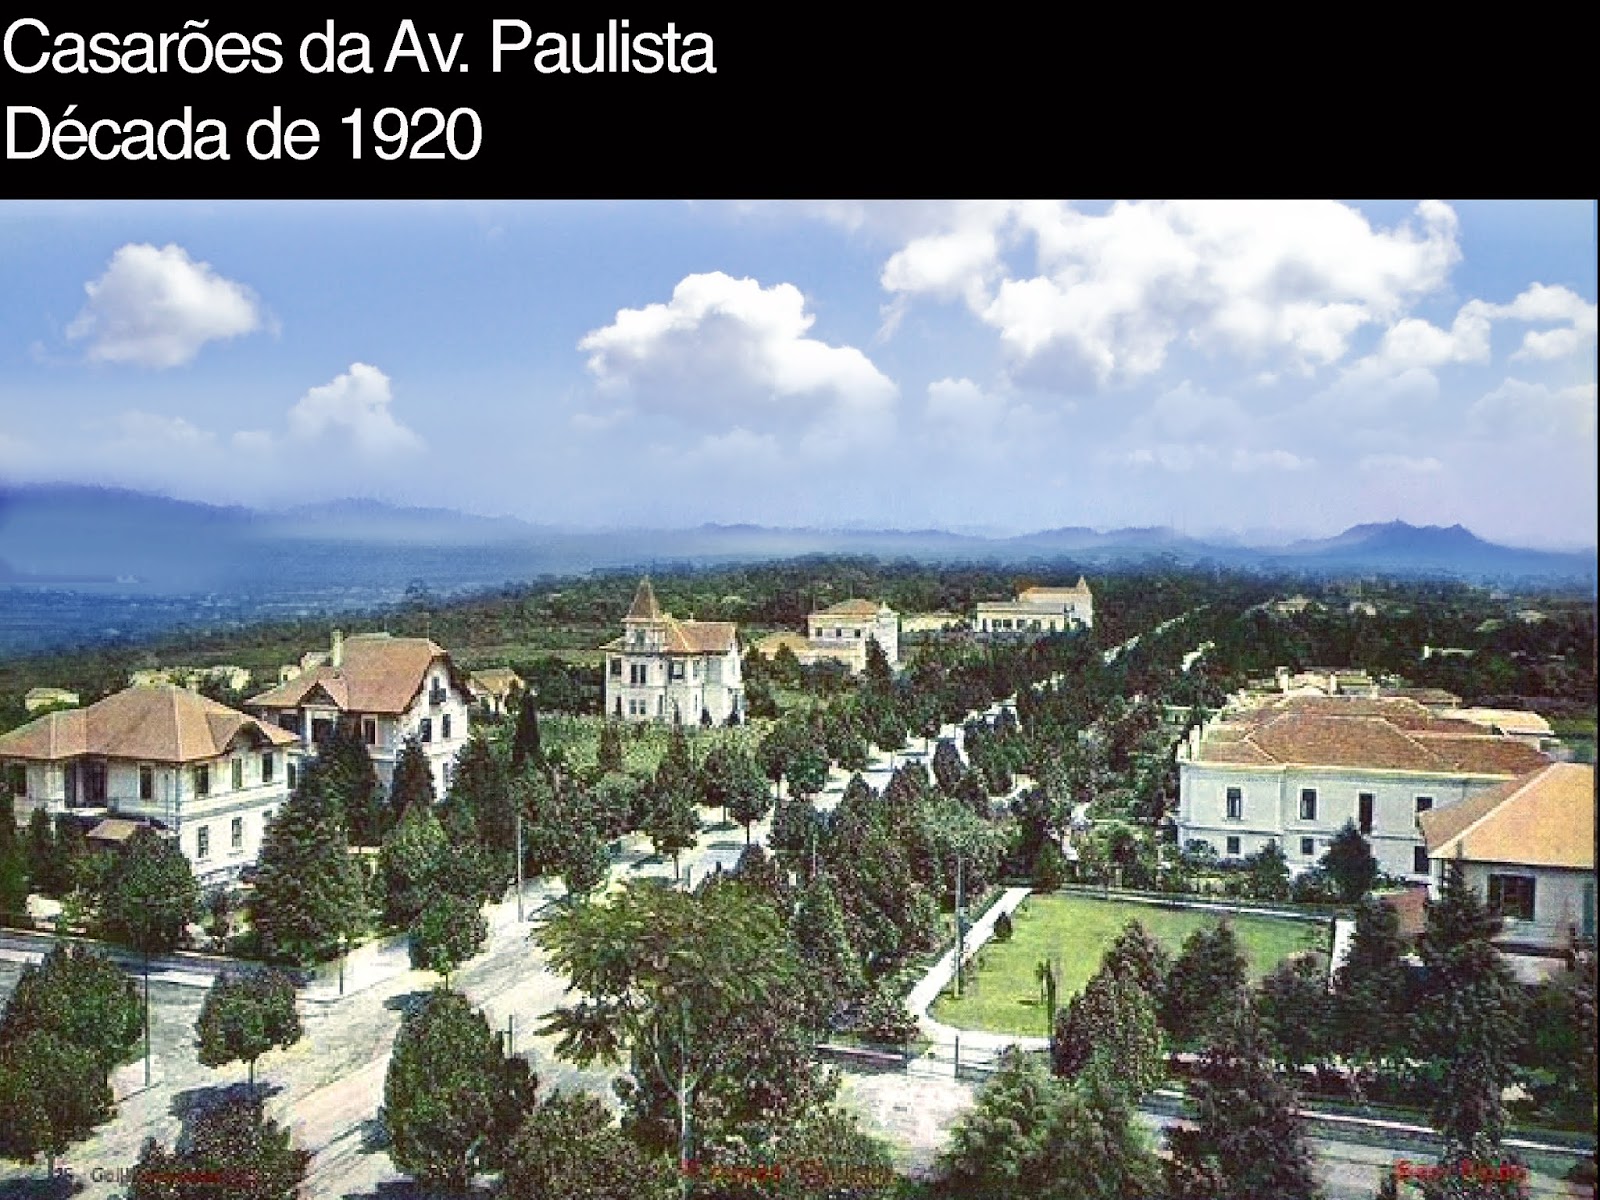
(1176, 695, 1551, 882)
(975, 579, 1094, 637)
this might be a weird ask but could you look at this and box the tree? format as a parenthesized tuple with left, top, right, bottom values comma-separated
(443, 732, 516, 854)
(0, 1030, 114, 1179)
(384, 988, 538, 1194)
(1166, 998, 1322, 1200)
(127, 1092, 310, 1200)
(1257, 955, 1331, 1073)
(535, 879, 800, 1190)
(792, 871, 866, 1018)
(1101, 920, 1170, 999)
(320, 718, 386, 845)
(409, 894, 488, 985)
(1333, 897, 1413, 1066)
(99, 826, 199, 958)
(498, 1091, 677, 1200)
(0, 806, 29, 926)
(695, 1106, 900, 1200)
(596, 720, 625, 775)
(932, 737, 966, 795)
(0, 943, 143, 1072)
(722, 751, 773, 844)
(195, 970, 303, 1092)
(1051, 964, 1165, 1106)
(388, 737, 437, 823)
(510, 690, 545, 771)
(1321, 821, 1379, 903)
(558, 822, 612, 902)
(644, 774, 699, 881)
(1245, 839, 1291, 901)
(937, 1046, 1164, 1200)
(252, 760, 368, 965)
(379, 798, 450, 928)
(1161, 921, 1248, 1048)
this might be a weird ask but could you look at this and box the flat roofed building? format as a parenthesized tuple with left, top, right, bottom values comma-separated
(0, 684, 298, 884)
(804, 598, 899, 672)
(1176, 694, 1552, 882)
(248, 630, 473, 798)
(975, 578, 1093, 638)
(603, 579, 743, 725)
(1421, 762, 1596, 954)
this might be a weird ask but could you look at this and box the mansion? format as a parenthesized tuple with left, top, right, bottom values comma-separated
(755, 598, 900, 675)
(1176, 694, 1552, 882)
(603, 579, 743, 724)
(0, 685, 299, 885)
(975, 579, 1094, 638)
(248, 631, 474, 798)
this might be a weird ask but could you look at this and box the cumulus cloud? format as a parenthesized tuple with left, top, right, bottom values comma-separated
(918, 377, 1062, 464)
(1491, 283, 1598, 362)
(106, 411, 218, 451)
(578, 272, 897, 456)
(1359, 453, 1444, 473)
(878, 200, 1462, 387)
(286, 363, 424, 457)
(1470, 378, 1597, 440)
(66, 243, 266, 367)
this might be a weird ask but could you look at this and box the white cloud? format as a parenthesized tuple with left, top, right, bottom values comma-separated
(66, 243, 265, 367)
(107, 411, 218, 451)
(1490, 283, 1598, 362)
(578, 272, 897, 456)
(1359, 453, 1443, 474)
(918, 377, 1061, 465)
(1230, 448, 1312, 472)
(286, 363, 424, 457)
(1470, 378, 1597, 440)
(879, 200, 1462, 387)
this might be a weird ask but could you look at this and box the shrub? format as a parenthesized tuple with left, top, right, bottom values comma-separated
(992, 911, 1014, 942)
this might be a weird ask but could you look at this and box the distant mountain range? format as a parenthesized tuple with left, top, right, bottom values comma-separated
(1, 485, 1592, 594)
(0, 485, 1592, 654)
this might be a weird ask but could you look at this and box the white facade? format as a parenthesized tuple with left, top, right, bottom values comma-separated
(603, 580, 742, 725)
(804, 601, 900, 672)
(975, 580, 1094, 637)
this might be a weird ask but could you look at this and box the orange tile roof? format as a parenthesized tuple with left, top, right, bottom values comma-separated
(1195, 695, 1550, 777)
(1421, 763, 1594, 870)
(0, 685, 296, 764)
(626, 578, 663, 620)
(814, 599, 886, 617)
(248, 634, 466, 716)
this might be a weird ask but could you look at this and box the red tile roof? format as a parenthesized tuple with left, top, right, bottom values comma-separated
(0, 685, 296, 764)
(248, 634, 465, 716)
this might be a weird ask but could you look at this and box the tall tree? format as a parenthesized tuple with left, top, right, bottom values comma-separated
(443, 732, 515, 854)
(932, 736, 966, 795)
(509, 688, 545, 771)
(388, 737, 437, 823)
(557, 822, 612, 903)
(535, 879, 799, 1191)
(644, 775, 699, 881)
(1166, 997, 1322, 1200)
(127, 1092, 310, 1200)
(384, 988, 538, 1195)
(195, 970, 303, 1091)
(1321, 821, 1379, 903)
(1161, 921, 1248, 1048)
(596, 719, 625, 775)
(0, 943, 143, 1072)
(380, 799, 451, 928)
(1333, 897, 1414, 1066)
(409, 894, 488, 985)
(792, 870, 866, 1018)
(498, 1091, 677, 1200)
(99, 826, 199, 958)
(1051, 963, 1165, 1106)
(1257, 955, 1332, 1073)
(0, 807, 29, 926)
(1245, 839, 1291, 901)
(1101, 920, 1171, 999)
(0, 1030, 114, 1180)
(320, 718, 386, 845)
(251, 759, 368, 965)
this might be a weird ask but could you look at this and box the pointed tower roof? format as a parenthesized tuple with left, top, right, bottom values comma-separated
(626, 578, 663, 620)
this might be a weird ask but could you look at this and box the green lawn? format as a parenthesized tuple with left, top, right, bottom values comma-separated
(929, 893, 1328, 1038)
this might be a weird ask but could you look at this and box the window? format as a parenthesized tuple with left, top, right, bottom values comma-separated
(287, 762, 298, 790)
(1358, 792, 1375, 835)
(261, 753, 275, 784)
(231, 817, 243, 851)
(139, 764, 154, 801)
(312, 717, 333, 744)
(442, 714, 452, 740)
(3, 763, 24, 797)
(630, 663, 648, 686)
(1413, 846, 1430, 875)
(195, 765, 211, 798)
(1488, 874, 1536, 922)
(278, 713, 301, 735)
(1299, 788, 1318, 821)
(1415, 795, 1433, 814)
(1301, 837, 1316, 857)
(610, 658, 622, 677)
(1225, 836, 1241, 857)
(669, 661, 685, 681)
(197, 825, 211, 859)
(232, 758, 244, 791)
(1225, 787, 1243, 820)
(420, 718, 433, 743)
(363, 718, 377, 746)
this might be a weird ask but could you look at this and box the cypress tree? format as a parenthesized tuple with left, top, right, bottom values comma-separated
(509, 691, 544, 772)
(388, 738, 437, 824)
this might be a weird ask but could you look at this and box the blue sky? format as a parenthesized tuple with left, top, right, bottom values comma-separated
(1, 200, 1594, 547)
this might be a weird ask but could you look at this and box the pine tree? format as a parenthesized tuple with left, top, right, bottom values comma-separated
(0, 810, 29, 926)
(251, 759, 367, 965)
(1334, 897, 1413, 1065)
(388, 737, 437, 825)
(1051, 964, 1164, 1105)
(1161, 921, 1248, 1048)
(1101, 920, 1170, 999)
(596, 720, 625, 775)
(1166, 997, 1322, 1200)
(932, 737, 966, 795)
(320, 718, 385, 845)
(1257, 955, 1331, 1073)
(793, 871, 866, 1018)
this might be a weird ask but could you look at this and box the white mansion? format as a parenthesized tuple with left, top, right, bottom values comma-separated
(1176, 694, 1551, 882)
(248, 631, 474, 798)
(603, 579, 743, 724)
(0, 685, 299, 885)
(975, 579, 1094, 638)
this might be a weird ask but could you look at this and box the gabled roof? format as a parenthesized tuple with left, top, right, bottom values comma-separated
(1420, 763, 1594, 870)
(247, 633, 466, 716)
(626, 578, 663, 620)
(0, 685, 296, 764)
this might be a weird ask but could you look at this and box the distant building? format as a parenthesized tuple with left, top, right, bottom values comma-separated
(469, 668, 525, 717)
(752, 599, 899, 675)
(129, 665, 253, 694)
(901, 612, 963, 635)
(248, 631, 473, 797)
(23, 687, 79, 714)
(975, 579, 1093, 638)
(603, 579, 742, 725)
(0, 685, 297, 885)
(1421, 762, 1595, 956)
(1176, 694, 1551, 882)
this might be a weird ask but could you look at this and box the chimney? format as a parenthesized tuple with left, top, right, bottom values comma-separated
(331, 629, 344, 668)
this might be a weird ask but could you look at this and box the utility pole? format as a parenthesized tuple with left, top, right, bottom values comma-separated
(953, 854, 965, 999)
